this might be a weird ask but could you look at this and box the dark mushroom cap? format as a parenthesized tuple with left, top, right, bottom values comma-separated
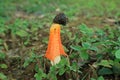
(53, 13, 68, 26)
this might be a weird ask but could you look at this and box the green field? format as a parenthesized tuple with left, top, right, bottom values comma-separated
(0, 0, 120, 80)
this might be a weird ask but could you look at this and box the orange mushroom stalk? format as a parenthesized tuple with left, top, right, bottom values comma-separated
(45, 13, 68, 65)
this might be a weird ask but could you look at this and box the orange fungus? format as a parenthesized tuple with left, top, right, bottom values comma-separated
(45, 23, 67, 65)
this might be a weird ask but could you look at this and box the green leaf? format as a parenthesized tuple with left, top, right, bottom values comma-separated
(79, 24, 93, 36)
(115, 49, 120, 59)
(90, 78, 96, 80)
(97, 76, 104, 80)
(118, 37, 120, 42)
(48, 66, 57, 80)
(112, 60, 120, 74)
(0, 52, 5, 59)
(82, 42, 91, 49)
(42, 37, 48, 44)
(34, 73, 42, 80)
(0, 73, 7, 80)
(70, 45, 81, 51)
(0, 39, 3, 44)
(80, 52, 89, 60)
(97, 60, 112, 68)
(23, 52, 36, 67)
(0, 64, 8, 69)
(69, 62, 77, 72)
(57, 57, 68, 67)
(95, 28, 104, 36)
(57, 58, 67, 75)
(58, 68, 66, 75)
(16, 30, 28, 37)
(23, 57, 34, 67)
(34, 69, 46, 80)
(98, 67, 113, 75)
(89, 46, 98, 52)
(23, 58, 31, 67)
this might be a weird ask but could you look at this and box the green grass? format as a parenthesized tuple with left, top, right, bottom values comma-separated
(1, 0, 120, 17)
(0, 0, 120, 80)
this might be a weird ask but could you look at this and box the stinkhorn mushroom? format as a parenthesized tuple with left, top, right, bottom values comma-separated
(45, 13, 68, 65)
